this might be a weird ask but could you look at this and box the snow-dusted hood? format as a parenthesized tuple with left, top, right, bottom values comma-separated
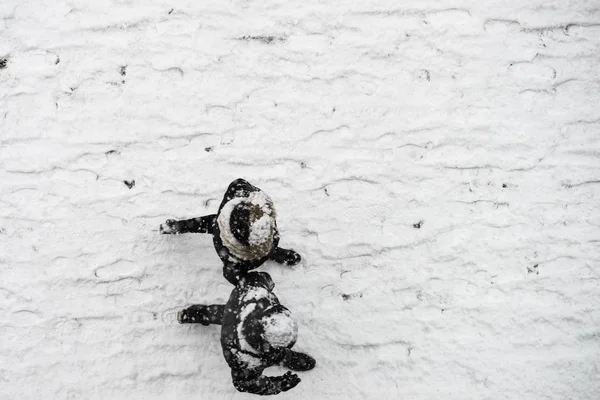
(261, 307, 298, 349)
(217, 191, 277, 260)
(241, 304, 298, 352)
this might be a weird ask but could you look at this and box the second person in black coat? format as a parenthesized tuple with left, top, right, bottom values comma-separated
(178, 271, 316, 395)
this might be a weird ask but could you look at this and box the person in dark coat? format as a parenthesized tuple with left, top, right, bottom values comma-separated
(160, 178, 301, 284)
(178, 271, 316, 395)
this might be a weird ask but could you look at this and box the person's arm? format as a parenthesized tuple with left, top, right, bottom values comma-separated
(177, 304, 224, 325)
(232, 370, 300, 396)
(160, 215, 217, 234)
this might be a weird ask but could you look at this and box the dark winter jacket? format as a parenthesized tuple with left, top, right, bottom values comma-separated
(221, 272, 309, 395)
(178, 271, 315, 395)
(213, 179, 282, 283)
(161, 178, 298, 284)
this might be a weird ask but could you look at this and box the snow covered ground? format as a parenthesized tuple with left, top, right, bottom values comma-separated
(1, 0, 599, 398)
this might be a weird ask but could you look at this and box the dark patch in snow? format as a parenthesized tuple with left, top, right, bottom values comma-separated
(120, 65, 127, 76)
(527, 264, 539, 275)
(562, 182, 573, 188)
(238, 35, 286, 44)
(341, 292, 363, 301)
(205, 146, 213, 152)
(168, 8, 174, 14)
(419, 69, 431, 81)
(0, 58, 8, 69)
(502, 183, 508, 188)
(324, 188, 330, 196)
(562, 180, 600, 189)
(0, 228, 6, 235)
(413, 220, 423, 229)
(166, 67, 184, 76)
(124, 180, 135, 189)
(55, 56, 60, 65)
(105, 150, 120, 155)
(300, 162, 307, 169)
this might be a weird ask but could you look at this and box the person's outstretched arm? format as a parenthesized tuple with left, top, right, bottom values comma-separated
(160, 214, 217, 234)
(232, 370, 300, 396)
(178, 304, 224, 325)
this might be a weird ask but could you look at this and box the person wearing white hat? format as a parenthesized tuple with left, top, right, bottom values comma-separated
(178, 271, 315, 395)
(160, 179, 301, 284)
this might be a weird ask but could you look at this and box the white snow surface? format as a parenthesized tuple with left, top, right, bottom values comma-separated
(1, 0, 600, 399)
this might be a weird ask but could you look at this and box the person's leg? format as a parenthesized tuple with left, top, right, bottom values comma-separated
(178, 304, 224, 325)
(160, 214, 217, 234)
(270, 247, 301, 266)
(281, 349, 316, 371)
(232, 369, 301, 395)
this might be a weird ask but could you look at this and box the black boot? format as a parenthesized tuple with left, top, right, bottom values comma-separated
(270, 248, 302, 266)
(282, 350, 316, 371)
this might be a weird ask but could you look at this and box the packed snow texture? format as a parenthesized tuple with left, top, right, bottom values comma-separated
(248, 214, 275, 246)
(262, 310, 299, 349)
(1, 0, 600, 399)
(242, 287, 271, 303)
(217, 191, 276, 260)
